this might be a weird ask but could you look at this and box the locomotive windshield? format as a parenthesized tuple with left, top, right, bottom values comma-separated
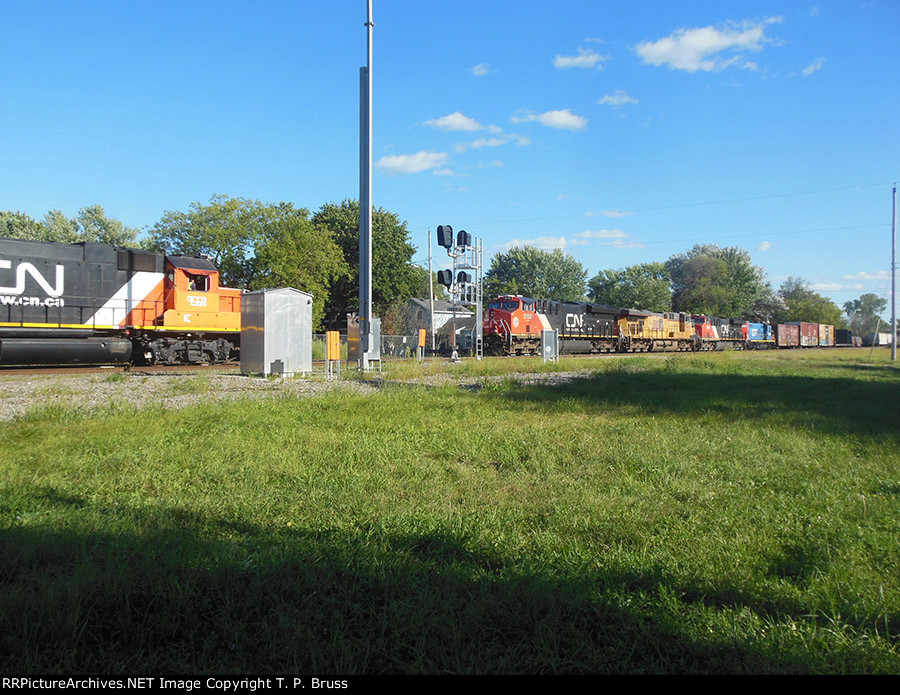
(488, 300, 520, 311)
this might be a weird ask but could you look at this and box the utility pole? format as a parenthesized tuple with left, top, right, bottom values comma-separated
(358, 0, 374, 370)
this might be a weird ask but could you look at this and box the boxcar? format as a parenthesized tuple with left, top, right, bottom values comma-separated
(786, 321, 818, 347)
(776, 323, 800, 348)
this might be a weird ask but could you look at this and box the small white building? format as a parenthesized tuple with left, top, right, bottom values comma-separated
(403, 298, 476, 347)
(865, 331, 894, 347)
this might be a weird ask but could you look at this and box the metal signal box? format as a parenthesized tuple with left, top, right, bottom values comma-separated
(241, 288, 313, 376)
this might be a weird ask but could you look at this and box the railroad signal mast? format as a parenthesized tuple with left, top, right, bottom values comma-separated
(437, 225, 484, 360)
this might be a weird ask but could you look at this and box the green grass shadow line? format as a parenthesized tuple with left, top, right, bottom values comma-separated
(2, 493, 896, 675)
(478, 370, 900, 442)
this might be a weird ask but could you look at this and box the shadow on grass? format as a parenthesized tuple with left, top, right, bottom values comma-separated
(1, 492, 896, 674)
(483, 369, 900, 442)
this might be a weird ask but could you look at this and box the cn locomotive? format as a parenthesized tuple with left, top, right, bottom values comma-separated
(0, 236, 241, 365)
(484, 295, 841, 356)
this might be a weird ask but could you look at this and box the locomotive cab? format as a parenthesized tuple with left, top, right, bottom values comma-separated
(161, 256, 241, 332)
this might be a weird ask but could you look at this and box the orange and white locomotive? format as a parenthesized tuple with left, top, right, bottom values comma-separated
(0, 237, 241, 365)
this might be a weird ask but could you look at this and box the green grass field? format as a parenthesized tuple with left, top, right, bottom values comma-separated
(1, 350, 898, 674)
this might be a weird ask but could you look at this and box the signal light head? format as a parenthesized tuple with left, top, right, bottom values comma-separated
(437, 225, 453, 249)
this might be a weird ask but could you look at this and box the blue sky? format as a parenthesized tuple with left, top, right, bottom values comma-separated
(1, 1, 897, 310)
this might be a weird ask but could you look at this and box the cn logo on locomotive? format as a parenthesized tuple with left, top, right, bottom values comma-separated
(0, 260, 65, 298)
(565, 313, 584, 328)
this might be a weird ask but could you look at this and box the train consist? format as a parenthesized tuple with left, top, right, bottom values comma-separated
(484, 295, 849, 356)
(0, 236, 241, 365)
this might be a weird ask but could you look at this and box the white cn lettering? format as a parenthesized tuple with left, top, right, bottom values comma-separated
(0, 260, 65, 298)
(565, 313, 583, 328)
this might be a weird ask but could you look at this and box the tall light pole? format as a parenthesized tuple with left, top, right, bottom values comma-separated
(892, 183, 896, 361)
(358, 0, 374, 370)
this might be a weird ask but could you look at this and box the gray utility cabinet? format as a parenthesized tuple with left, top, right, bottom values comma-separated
(241, 288, 313, 376)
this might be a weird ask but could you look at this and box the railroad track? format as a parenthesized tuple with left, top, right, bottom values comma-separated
(0, 362, 241, 377)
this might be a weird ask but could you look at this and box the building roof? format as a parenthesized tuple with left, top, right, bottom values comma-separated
(407, 297, 474, 315)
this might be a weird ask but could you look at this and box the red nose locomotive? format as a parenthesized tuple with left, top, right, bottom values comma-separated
(484, 296, 619, 355)
(0, 237, 241, 365)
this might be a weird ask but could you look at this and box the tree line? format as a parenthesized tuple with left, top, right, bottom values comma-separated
(2, 201, 888, 334)
(2, 197, 431, 331)
(484, 244, 887, 333)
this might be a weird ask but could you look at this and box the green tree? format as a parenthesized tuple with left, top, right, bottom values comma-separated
(250, 203, 347, 330)
(0, 211, 45, 240)
(748, 283, 788, 323)
(149, 195, 270, 287)
(40, 210, 81, 243)
(75, 205, 141, 246)
(312, 199, 422, 328)
(843, 292, 887, 336)
(778, 277, 845, 326)
(667, 244, 767, 317)
(587, 262, 671, 311)
(2, 206, 140, 245)
(483, 246, 587, 302)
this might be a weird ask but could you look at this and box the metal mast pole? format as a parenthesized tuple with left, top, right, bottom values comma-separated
(358, 0, 374, 370)
(892, 183, 896, 361)
(428, 229, 435, 352)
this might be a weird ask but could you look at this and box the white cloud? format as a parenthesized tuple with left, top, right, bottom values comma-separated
(454, 134, 530, 153)
(756, 241, 771, 251)
(802, 57, 825, 76)
(635, 17, 782, 72)
(376, 151, 448, 175)
(469, 63, 490, 77)
(496, 236, 570, 252)
(576, 229, 628, 240)
(511, 109, 588, 131)
(606, 237, 645, 249)
(461, 137, 507, 149)
(494, 229, 640, 252)
(425, 112, 484, 132)
(598, 89, 638, 107)
(584, 210, 633, 218)
(812, 282, 863, 292)
(842, 270, 889, 281)
(553, 48, 607, 70)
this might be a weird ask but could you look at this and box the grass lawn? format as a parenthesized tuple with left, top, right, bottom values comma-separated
(1, 349, 898, 673)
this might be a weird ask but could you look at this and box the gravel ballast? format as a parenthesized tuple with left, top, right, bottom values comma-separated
(0, 368, 590, 421)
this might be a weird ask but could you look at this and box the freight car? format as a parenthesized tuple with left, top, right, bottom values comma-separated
(0, 236, 241, 365)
